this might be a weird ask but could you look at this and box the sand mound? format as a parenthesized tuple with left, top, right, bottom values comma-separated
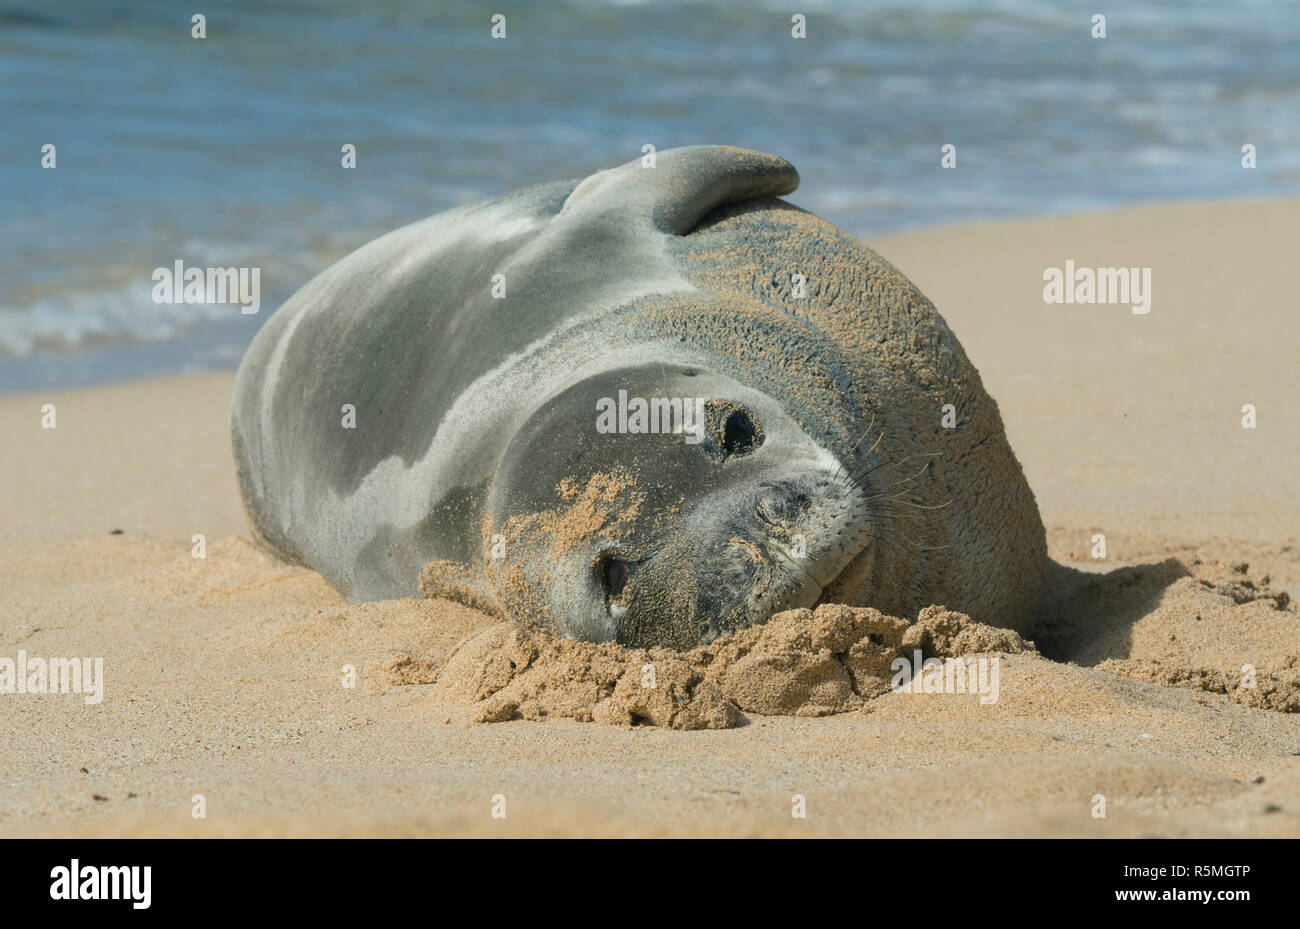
(411, 554, 1300, 728)
(428, 624, 737, 729)
(423, 603, 1036, 729)
(1096, 657, 1299, 712)
(1037, 557, 1299, 711)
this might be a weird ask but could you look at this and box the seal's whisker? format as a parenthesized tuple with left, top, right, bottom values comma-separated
(848, 450, 941, 485)
(884, 461, 934, 488)
(833, 412, 876, 481)
(861, 484, 945, 503)
(862, 510, 930, 522)
(890, 496, 954, 511)
(859, 428, 887, 471)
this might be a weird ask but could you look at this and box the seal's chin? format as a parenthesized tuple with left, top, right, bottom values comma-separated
(813, 537, 876, 606)
(787, 532, 874, 607)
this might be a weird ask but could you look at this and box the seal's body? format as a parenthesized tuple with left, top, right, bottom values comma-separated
(231, 146, 1046, 647)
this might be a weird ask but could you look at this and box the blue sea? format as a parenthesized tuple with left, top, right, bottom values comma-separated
(3, 0, 1298, 391)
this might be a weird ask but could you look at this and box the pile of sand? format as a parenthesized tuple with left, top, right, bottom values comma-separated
(418, 603, 1035, 729)
(404, 555, 1299, 728)
(1097, 657, 1298, 712)
(1038, 557, 1299, 712)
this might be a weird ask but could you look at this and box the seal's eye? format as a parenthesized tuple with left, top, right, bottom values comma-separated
(722, 409, 758, 458)
(600, 558, 632, 602)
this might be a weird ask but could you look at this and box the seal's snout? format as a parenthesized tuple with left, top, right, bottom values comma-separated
(605, 469, 872, 649)
(755, 481, 812, 537)
(685, 473, 868, 640)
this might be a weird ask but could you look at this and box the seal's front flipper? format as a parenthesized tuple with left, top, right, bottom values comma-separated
(559, 145, 800, 236)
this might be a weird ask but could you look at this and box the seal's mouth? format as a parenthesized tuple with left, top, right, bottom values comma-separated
(811, 536, 874, 606)
(759, 473, 873, 611)
(766, 527, 871, 611)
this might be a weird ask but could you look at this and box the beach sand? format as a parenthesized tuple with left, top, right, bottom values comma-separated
(2, 198, 1297, 837)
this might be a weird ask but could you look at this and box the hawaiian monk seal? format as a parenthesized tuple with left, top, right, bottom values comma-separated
(231, 145, 1047, 648)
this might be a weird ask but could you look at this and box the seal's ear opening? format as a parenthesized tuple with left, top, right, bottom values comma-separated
(561, 145, 799, 237)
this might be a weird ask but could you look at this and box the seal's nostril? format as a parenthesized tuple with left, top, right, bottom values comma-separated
(756, 485, 810, 528)
(756, 495, 783, 527)
(601, 558, 632, 601)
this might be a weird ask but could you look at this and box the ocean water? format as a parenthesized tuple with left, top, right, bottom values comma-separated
(2, 0, 1298, 390)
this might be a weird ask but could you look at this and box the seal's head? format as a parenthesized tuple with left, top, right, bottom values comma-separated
(485, 365, 872, 648)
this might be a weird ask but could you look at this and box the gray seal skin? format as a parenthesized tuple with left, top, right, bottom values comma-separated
(231, 145, 1047, 649)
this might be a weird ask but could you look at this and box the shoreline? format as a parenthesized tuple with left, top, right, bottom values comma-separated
(4, 195, 1297, 397)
